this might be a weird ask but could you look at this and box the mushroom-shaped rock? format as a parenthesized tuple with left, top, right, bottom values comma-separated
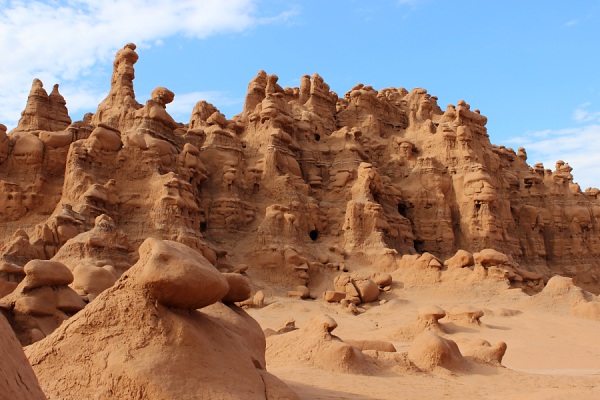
(266, 314, 372, 374)
(22, 260, 73, 290)
(24, 239, 299, 399)
(447, 305, 484, 324)
(473, 249, 510, 267)
(151, 86, 175, 105)
(407, 330, 465, 371)
(418, 305, 446, 321)
(395, 305, 446, 340)
(221, 273, 252, 303)
(129, 238, 229, 309)
(444, 250, 475, 269)
(307, 314, 338, 333)
(0, 261, 85, 345)
(460, 339, 507, 365)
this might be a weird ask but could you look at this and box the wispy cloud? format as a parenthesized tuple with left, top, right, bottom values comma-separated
(396, 0, 426, 6)
(506, 101, 600, 189)
(563, 19, 580, 27)
(572, 103, 600, 123)
(507, 121, 600, 190)
(0, 0, 293, 130)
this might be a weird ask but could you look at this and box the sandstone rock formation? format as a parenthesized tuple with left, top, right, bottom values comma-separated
(3, 42, 600, 298)
(394, 305, 447, 340)
(266, 314, 374, 374)
(25, 238, 298, 399)
(526, 275, 600, 321)
(0, 259, 85, 345)
(0, 313, 46, 399)
(407, 330, 466, 371)
(0, 43, 600, 394)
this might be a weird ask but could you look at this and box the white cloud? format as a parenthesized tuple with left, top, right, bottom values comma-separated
(563, 19, 580, 27)
(572, 103, 600, 123)
(0, 0, 294, 130)
(396, 0, 427, 7)
(507, 123, 600, 190)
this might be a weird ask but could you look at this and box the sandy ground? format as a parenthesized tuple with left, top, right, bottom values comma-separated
(247, 277, 600, 400)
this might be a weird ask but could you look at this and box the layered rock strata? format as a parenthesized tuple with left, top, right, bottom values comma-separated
(1, 42, 600, 300)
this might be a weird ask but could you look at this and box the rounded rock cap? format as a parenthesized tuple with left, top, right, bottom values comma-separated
(129, 238, 229, 309)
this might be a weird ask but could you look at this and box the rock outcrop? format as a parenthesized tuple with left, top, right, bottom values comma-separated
(266, 314, 374, 374)
(0, 259, 85, 345)
(2, 42, 600, 295)
(25, 238, 298, 399)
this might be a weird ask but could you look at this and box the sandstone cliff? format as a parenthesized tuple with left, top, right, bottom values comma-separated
(1, 43, 599, 304)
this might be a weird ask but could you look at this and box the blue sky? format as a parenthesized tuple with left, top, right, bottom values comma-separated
(1, 0, 600, 187)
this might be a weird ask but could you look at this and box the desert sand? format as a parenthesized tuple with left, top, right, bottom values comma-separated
(248, 274, 600, 399)
(1, 43, 600, 399)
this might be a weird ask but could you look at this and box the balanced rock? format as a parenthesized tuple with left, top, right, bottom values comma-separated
(222, 272, 252, 303)
(21, 259, 73, 289)
(131, 238, 229, 309)
(25, 238, 299, 399)
(0, 260, 85, 345)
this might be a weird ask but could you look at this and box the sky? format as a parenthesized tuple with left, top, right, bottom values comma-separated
(1, 0, 600, 188)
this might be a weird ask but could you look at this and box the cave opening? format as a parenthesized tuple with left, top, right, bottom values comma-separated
(414, 239, 424, 253)
(398, 203, 407, 217)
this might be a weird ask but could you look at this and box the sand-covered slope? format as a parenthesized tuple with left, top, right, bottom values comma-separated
(248, 271, 600, 400)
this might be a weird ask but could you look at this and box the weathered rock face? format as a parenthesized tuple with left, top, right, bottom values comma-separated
(11, 79, 72, 133)
(0, 259, 85, 345)
(2, 41, 600, 302)
(92, 43, 142, 131)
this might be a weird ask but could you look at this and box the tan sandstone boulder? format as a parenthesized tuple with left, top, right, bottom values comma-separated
(25, 238, 299, 400)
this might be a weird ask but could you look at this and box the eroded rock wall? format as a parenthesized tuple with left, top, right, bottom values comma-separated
(2, 43, 600, 295)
